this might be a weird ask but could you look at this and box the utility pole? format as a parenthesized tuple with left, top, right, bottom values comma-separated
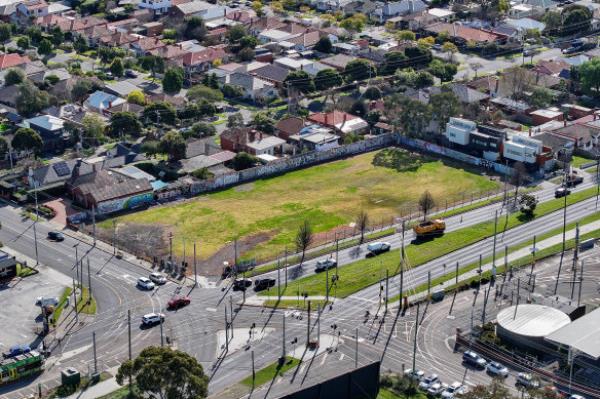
(193, 242, 198, 287)
(306, 300, 311, 347)
(224, 307, 228, 352)
(335, 238, 339, 278)
(33, 187, 39, 266)
(72, 277, 78, 323)
(596, 155, 599, 209)
(251, 350, 255, 386)
(555, 193, 568, 294)
(399, 258, 404, 313)
(92, 206, 96, 246)
(492, 210, 498, 271)
(412, 302, 420, 375)
(513, 279, 521, 320)
(74, 244, 80, 284)
(169, 232, 173, 263)
(427, 270, 431, 301)
(578, 260, 584, 307)
(529, 235, 536, 286)
(87, 258, 92, 304)
(317, 304, 321, 347)
(277, 261, 281, 298)
(127, 314, 132, 396)
(281, 313, 286, 361)
(455, 261, 459, 285)
(325, 261, 329, 302)
(160, 315, 164, 347)
(112, 219, 117, 255)
(385, 269, 389, 313)
(354, 327, 358, 368)
(92, 332, 97, 374)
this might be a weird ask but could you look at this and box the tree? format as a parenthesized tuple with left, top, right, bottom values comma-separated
(396, 30, 416, 41)
(364, 86, 381, 100)
(285, 70, 315, 94)
(417, 36, 435, 48)
(529, 87, 553, 108)
(159, 131, 186, 161)
(0, 137, 8, 158)
(251, 0, 263, 16)
(107, 112, 143, 138)
(418, 190, 435, 221)
(187, 85, 224, 102)
(511, 161, 528, 205)
(356, 210, 369, 244)
(127, 90, 146, 105)
(144, 102, 177, 125)
(4, 68, 24, 85)
(139, 55, 164, 78)
(11, 128, 42, 155)
(429, 59, 457, 82)
(227, 113, 244, 128)
(350, 99, 368, 117)
(239, 35, 258, 50)
(227, 25, 246, 43)
(252, 112, 275, 134)
(190, 122, 216, 138)
(183, 16, 207, 41)
(0, 23, 11, 42)
(116, 346, 208, 399)
(82, 114, 106, 141)
(238, 47, 255, 62)
(50, 27, 63, 46)
(162, 68, 184, 94)
(314, 68, 342, 91)
(404, 46, 432, 65)
(430, 91, 460, 132)
(295, 220, 313, 267)
(398, 98, 432, 138)
(16, 81, 49, 117)
(37, 38, 52, 55)
(110, 57, 124, 77)
(71, 79, 93, 104)
(221, 84, 243, 99)
(519, 193, 538, 217)
(344, 59, 375, 82)
(314, 36, 332, 53)
(561, 5, 591, 35)
(231, 152, 258, 170)
(441, 41, 458, 62)
(379, 51, 407, 76)
(542, 10, 562, 34)
(578, 58, 600, 96)
(339, 14, 366, 32)
(459, 379, 516, 399)
(17, 36, 29, 50)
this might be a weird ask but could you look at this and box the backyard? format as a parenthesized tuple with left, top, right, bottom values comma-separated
(101, 150, 499, 268)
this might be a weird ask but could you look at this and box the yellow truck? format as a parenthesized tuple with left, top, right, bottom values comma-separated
(413, 219, 446, 238)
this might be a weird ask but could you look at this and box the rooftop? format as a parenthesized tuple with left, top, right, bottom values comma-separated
(546, 307, 600, 359)
(497, 304, 571, 338)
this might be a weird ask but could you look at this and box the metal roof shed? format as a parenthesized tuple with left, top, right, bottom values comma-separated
(545, 307, 600, 360)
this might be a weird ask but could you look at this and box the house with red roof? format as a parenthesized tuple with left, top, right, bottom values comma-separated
(425, 22, 505, 44)
(0, 53, 30, 70)
(307, 110, 369, 135)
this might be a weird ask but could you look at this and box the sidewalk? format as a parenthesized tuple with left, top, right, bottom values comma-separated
(65, 367, 122, 399)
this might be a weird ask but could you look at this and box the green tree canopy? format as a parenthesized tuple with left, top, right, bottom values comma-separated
(107, 111, 143, 138)
(127, 90, 146, 105)
(183, 16, 207, 41)
(364, 86, 382, 100)
(0, 23, 11, 42)
(71, 79, 94, 103)
(561, 5, 591, 35)
(144, 102, 177, 125)
(159, 131, 187, 161)
(429, 59, 457, 82)
(227, 112, 244, 128)
(110, 57, 124, 77)
(17, 36, 29, 50)
(314, 36, 332, 53)
(82, 114, 106, 141)
(162, 68, 184, 94)
(285, 70, 315, 93)
(379, 51, 407, 76)
(430, 91, 460, 132)
(232, 152, 258, 170)
(12, 127, 42, 155)
(252, 112, 275, 134)
(314, 68, 343, 91)
(116, 346, 208, 399)
(16, 81, 49, 117)
(344, 59, 376, 82)
(186, 85, 224, 102)
(4, 68, 24, 85)
(579, 58, 600, 96)
(37, 38, 52, 55)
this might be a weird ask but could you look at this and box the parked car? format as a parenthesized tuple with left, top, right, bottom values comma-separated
(403, 368, 424, 381)
(432, 43, 442, 51)
(233, 278, 253, 291)
(419, 374, 439, 390)
(137, 277, 155, 290)
(441, 382, 465, 398)
(3, 344, 31, 358)
(254, 278, 276, 291)
(516, 372, 540, 389)
(167, 296, 191, 309)
(149, 272, 167, 285)
(462, 350, 486, 368)
(47, 231, 64, 241)
(427, 382, 447, 396)
(486, 361, 509, 378)
(562, 46, 580, 54)
(568, 395, 586, 399)
(555, 187, 571, 198)
(315, 258, 337, 272)
(366, 242, 391, 256)
(141, 313, 164, 326)
(125, 69, 138, 78)
(35, 296, 59, 307)
(566, 174, 584, 187)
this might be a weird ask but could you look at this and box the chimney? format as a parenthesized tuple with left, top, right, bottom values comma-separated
(528, 127, 531, 137)
(259, 132, 263, 140)
(249, 129, 256, 142)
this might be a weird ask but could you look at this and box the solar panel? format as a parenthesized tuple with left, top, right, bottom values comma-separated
(52, 161, 71, 177)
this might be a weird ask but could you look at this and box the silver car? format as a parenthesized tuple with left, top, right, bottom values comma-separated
(419, 374, 439, 390)
(315, 258, 337, 272)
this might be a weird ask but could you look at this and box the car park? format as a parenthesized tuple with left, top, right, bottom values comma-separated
(462, 350, 486, 368)
(418, 374, 439, 390)
(427, 382, 446, 396)
(403, 368, 424, 381)
(441, 382, 465, 398)
(366, 242, 391, 256)
(486, 361, 509, 377)
(149, 272, 167, 285)
(167, 296, 191, 310)
(141, 313, 164, 326)
(47, 231, 64, 241)
(254, 278, 276, 291)
(315, 258, 336, 272)
(555, 187, 571, 198)
(137, 277, 155, 290)
(516, 372, 540, 389)
(233, 278, 253, 291)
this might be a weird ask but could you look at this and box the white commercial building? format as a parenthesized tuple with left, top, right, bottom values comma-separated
(444, 117, 477, 146)
(138, 0, 171, 14)
(503, 134, 542, 164)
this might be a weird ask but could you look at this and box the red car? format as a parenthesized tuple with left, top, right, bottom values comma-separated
(167, 296, 191, 309)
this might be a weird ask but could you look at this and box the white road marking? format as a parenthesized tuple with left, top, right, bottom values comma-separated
(206, 307, 217, 312)
(320, 353, 328, 366)
(340, 353, 345, 360)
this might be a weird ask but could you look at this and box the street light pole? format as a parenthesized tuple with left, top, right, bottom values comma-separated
(193, 242, 198, 287)
(33, 187, 39, 266)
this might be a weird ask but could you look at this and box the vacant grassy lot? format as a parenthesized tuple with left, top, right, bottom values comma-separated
(104, 150, 498, 261)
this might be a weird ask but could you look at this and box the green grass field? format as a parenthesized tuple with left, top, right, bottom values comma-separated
(241, 357, 300, 387)
(104, 151, 498, 261)
(571, 155, 596, 169)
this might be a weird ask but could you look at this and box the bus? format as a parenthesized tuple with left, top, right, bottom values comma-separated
(0, 351, 44, 385)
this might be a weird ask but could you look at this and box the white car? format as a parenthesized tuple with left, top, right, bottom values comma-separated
(486, 361, 509, 378)
(403, 368, 424, 381)
(141, 313, 164, 326)
(315, 258, 337, 272)
(137, 277, 155, 290)
(419, 374, 439, 390)
(441, 382, 465, 399)
(462, 350, 487, 368)
(149, 272, 167, 285)
(427, 382, 447, 396)
(568, 395, 586, 399)
(516, 372, 540, 389)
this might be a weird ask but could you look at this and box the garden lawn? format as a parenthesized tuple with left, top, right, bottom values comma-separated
(241, 357, 300, 387)
(258, 186, 599, 300)
(103, 151, 498, 261)
(571, 155, 596, 169)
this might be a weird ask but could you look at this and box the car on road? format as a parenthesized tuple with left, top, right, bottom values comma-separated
(432, 43, 442, 51)
(566, 174, 584, 187)
(486, 361, 509, 377)
(462, 350, 486, 368)
(403, 368, 424, 381)
(3, 344, 31, 358)
(47, 231, 64, 241)
(167, 296, 191, 309)
(562, 46, 580, 54)
(366, 242, 391, 256)
(418, 374, 439, 390)
(141, 313, 164, 326)
(137, 277, 155, 290)
(516, 372, 540, 389)
(555, 187, 571, 198)
(441, 382, 465, 398)
(233, 278, 253, 291)
(35, 296, 59, 307)
(254, 278, 276, 291)
(427, 382, 446, 396)
(315, 258, 337, 272)
(149, 272, 167, 285)
(568, 395, 586, 399)
(124, 69, 138, 78)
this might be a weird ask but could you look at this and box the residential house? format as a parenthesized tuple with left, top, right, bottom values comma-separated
(503, 133, 544, 164)
(286, 30, 321, 51)
(43, 103, 92, 128)
(320, 54, 356, 71)
(258, 29, 299, 44)
(275, 116, 305, 140)
(228, 72, 278, 103)
(332, 42, 360, 55)
(425, 22, 504, 45)
(0, 250, 17, 280)
(308, 110, 369, 135)
(0, 53, 30, 70)
(289, 124, 340, 152)
(501, 18, 546, 41)
(251, 64, 289, 87)
(105, 81, 141, 98)
(129, 36, 167, 56)
(85, 91, 126, 115)
(530, 108, 564, 126)
(373, 0, 427, 22)
(220, 127, 285, 156)
(16, 0, 48, 19)
(138, 0, 171, 15)
(550, 114, 600, 152)
(172, 1, 226, 21)
(22, 114, 68, 152)
(106, 102, 144, 117)
(179, 46, 227, 75)
(273, 57, 313, 71)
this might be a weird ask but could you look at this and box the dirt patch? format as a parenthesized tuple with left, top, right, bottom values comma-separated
(234, 182, 255, 192)
(201, 231, 275, 276)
